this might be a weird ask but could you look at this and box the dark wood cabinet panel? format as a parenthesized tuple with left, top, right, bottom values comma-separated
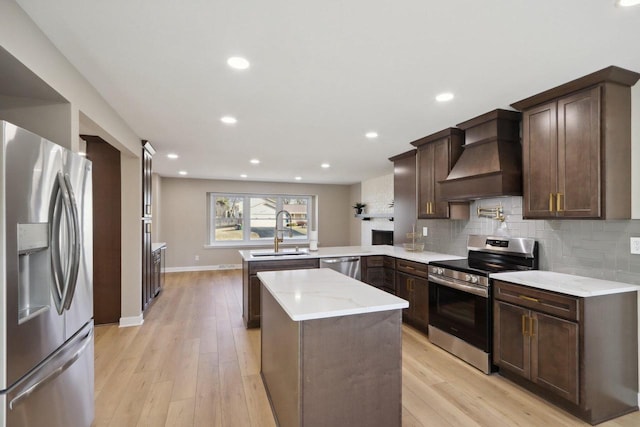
(411, 129, 465, 219)
(141, 141, 155, 311)
(531, 312, 579, 404)
(494, 301, 529, 378)
(515, 66, 639, 219)
(389, 150, 416, 244)
(243, 258, 320, 328)
(396, 270, 428, 334)
(84, 135, 121, 325)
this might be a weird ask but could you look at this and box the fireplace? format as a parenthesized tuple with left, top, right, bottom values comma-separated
(372, 230, 393, 245)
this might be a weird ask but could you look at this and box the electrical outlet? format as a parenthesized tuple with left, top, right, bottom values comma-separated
(195, 255, 200, 261)
(423, 227, 428, 237)
(631, 238, 640, 255)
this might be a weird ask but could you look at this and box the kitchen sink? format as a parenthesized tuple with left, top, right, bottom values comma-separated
(250, 249, 310, 258)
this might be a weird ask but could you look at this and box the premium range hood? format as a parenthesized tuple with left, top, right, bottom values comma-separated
(440, 109, 522, 201)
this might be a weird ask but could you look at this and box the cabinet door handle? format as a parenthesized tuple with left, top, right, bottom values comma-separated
(529, 317, 535, 337)
(519, 295, 539, 303)
(549, 193, 554, 212)
(522, 314, 528, 336)
(556, 193, 563, 212)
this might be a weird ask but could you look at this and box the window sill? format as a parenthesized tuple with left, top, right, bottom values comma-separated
(204, 241, 310, 250)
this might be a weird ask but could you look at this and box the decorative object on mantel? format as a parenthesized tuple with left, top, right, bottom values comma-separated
(403, 224, 424, 252)
(352, 202, 366, 215)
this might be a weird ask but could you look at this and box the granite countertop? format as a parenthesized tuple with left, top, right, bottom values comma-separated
(152, 242, 167, 252)
(257, 268, 409, 321)
(240, 245, 463, 265)
(490, 270, 640, 297)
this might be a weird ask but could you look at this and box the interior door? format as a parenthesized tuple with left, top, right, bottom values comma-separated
(4, 124, 66, 388)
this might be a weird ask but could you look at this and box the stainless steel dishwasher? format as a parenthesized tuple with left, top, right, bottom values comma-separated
(319, 256, 361, 280)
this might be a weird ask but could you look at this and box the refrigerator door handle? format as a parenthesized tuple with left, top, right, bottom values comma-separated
(7, 324, 93, 410)
(62, 173, 81, 310)
(49, 172, 66, 313)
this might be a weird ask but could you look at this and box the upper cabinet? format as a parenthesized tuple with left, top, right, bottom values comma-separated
(512, 66, 640, 219)
(410, 128, 468, 219)
(389, 150, 417, 243)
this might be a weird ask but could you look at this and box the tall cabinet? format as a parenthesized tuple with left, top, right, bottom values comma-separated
(142, 140, 156, 311)
(511, 66, 640, 219)
(388, 150, 416, 245)
(410, 128, 467, 219)
(83, 135, 122, 324)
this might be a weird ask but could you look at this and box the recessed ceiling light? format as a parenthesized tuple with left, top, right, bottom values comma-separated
(250, 159, 260, 164)
(240, 174, 248, 178)
(167, 153, 179, 159)
(221, 116, 237, 124)
(436, 92, 455, 102)
(617, 0, 640, 6)
(365, 132, 378, 139)
(321, 163, 330, 169)
(178, 171, 188, 176)
(227, 56, 250, 70)
(294, 176, 302, 181)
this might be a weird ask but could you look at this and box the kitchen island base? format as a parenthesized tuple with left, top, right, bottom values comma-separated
(261, 284, 402, 427)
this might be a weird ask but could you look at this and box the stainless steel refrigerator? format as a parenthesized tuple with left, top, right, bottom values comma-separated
(0, 121, 94, 427)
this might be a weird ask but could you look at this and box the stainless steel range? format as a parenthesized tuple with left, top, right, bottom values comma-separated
(427, 235, 538, 374)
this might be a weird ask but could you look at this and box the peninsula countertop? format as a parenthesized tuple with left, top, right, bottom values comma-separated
(257, 268, 409, 321)
(240, 245, 463, 264)
(490, 270, 640, 297)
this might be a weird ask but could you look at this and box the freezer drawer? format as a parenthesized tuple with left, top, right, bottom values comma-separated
(1, 321, 94, 427)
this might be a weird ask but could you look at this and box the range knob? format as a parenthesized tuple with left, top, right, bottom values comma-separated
(465, 274, 471, 282)
(437, 267, 444, 275)
(470, 275, 479, 284)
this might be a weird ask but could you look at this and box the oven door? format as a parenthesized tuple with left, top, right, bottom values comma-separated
(428, 275, 491, 352)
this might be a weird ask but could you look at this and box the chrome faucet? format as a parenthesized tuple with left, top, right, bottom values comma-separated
(274, 209, 292, 252)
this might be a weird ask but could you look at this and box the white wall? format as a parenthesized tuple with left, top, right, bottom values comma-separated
(359, 173, 394, 245)
(159, 177, 353, 269)
(0, 0, 144, 323)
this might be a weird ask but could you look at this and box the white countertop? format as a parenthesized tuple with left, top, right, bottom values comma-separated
(152, 242, 167, 252)
(257, 268, 409, 321)
(490, 271, 640, 297)
(240, 245, 463, 264)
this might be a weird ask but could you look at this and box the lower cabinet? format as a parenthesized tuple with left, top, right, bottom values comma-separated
(395, 259, 429, 334)
(362, 255, 396, 294)
(494, 299, 578, 404)
(151, 246, 165, 298)
(493, 279, 638, 424)
(242, 258, 319, 328)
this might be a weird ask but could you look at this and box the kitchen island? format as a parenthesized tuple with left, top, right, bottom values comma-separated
(258, 268, 408, 427)
(241, 245, 462, 327)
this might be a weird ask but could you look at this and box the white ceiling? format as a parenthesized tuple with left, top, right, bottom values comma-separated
(15, 0, 640, 184)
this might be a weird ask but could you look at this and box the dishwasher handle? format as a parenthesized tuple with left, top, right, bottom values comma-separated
(321, 257, 360, 264)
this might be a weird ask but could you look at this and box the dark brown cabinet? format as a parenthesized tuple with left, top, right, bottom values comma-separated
(493, 279, 638, 424)
(494, 299, 578, 404)
(395, 259, 429, 333)
(141, 141, 155, 311)
(512, 66, 640, 219)
(362, 255, 396, 294)
(151, 245, 165, 298)
(410, 128, 465, 219)
(388, 150, 416, 245)
(83, 135, 121, 325)
(242, 258, 319, 328)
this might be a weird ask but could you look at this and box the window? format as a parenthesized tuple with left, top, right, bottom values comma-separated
(208, 193, 312, 246)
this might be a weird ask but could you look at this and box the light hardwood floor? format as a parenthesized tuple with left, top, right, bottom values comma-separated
(94, 270, 640, 426)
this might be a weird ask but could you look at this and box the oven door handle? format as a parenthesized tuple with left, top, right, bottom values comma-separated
(428, 274, 489, 298)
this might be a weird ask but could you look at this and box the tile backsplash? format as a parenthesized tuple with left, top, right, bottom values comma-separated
(416, 196, 640, 285)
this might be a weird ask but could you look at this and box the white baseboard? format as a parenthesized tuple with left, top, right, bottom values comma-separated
(165, 264, 242, 273)
(119, 314, 144, 328)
